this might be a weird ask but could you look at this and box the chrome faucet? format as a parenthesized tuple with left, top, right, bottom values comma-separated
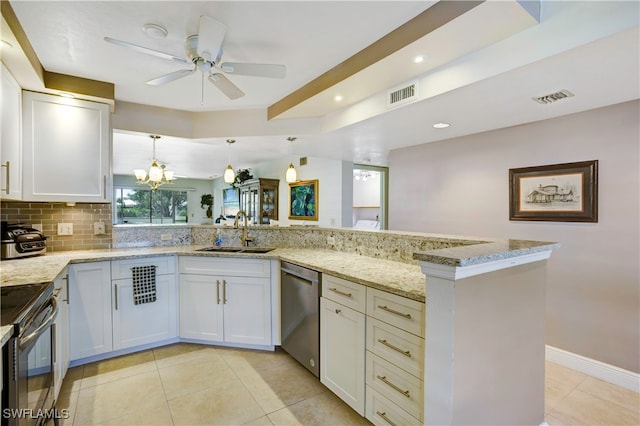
(233, 210, 254, 247)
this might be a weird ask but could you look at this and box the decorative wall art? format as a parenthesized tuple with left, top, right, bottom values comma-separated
(289, 179, 318, 221)
(509, 160, 598, 222)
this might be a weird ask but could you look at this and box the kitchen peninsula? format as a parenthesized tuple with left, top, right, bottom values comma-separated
(0, 226, 558, 425)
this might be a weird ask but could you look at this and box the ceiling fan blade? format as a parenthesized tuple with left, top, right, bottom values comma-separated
(208, 73, 245, 100)
(220, 62, 286, 79)
(197, 16, 226, 62)
(146, 68, 196, 86)
(104, 37, 190, 64)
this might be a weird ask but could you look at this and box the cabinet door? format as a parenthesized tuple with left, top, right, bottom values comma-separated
(320, 297, 365, 415)
(222, 276, 271, 346)
(22, 91, 110, 202)
(69, 261, 112, 360)
(0, 64, 23, 200)
(179, 274, 223, 342)
(53, 269, 70, 399)
(112, 274, 178, 350)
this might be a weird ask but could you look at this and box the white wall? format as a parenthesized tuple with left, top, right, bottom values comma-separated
(388, 100, 640, 373)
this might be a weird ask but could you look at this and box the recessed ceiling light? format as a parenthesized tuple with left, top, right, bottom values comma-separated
(142, 23, 168, 39)
(413, 55, 425, 64)
(433, 122, 450, 129)
(334, 95, 343, 102)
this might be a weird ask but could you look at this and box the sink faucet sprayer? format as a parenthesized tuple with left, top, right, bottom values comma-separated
(233, 210, 254, 247)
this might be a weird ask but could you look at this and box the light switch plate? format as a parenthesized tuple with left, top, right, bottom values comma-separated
(94, 222, 106, 235)
(57, 223, 73, 235)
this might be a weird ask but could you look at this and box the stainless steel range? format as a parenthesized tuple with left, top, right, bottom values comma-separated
(1, 222, 47, 260)
(1, 282, 58, 426)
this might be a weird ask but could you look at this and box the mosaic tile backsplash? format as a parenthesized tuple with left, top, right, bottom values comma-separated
(1, 201, 113, 252)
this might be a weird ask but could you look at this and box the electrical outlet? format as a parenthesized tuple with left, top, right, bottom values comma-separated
(161, 233, 172, 241)
(57, 223, 73, 236)
(94, 222, 106, 235)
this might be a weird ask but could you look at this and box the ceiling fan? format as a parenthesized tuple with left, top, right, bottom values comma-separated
(104, 15, 286, 100)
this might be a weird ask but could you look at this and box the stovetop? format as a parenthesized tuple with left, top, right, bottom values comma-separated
(0, 282, 53, 329)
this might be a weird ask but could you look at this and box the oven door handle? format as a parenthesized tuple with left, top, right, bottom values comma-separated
(19, 296, 58, 350)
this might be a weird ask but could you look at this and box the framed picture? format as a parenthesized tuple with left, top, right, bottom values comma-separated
(509, 160, 598, 222)
(289, 179, 318, 221)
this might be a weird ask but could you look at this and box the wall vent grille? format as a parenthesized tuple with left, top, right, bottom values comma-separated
(533, 89, 574, 104)
(387, 80, 418, 108)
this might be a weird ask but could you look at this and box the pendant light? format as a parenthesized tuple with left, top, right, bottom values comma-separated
(285, 136, 297, 183)
(223, 139, 236, 183)
(134, 135, 175, 191)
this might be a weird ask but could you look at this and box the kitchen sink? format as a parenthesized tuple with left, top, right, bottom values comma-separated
(196, 246, 275, 254)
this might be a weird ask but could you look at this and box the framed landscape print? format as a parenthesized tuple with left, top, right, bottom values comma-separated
(289, 179, 318, 221)
(509, 160, 598, 222)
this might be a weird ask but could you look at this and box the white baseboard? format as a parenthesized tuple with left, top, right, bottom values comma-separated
(546, 345, 639, 393)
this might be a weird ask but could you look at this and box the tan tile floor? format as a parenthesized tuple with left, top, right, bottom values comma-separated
(56, 343, 639, 425)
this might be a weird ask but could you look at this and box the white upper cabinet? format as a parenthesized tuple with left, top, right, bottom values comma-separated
(21, 90, 111, 202)
(1, 64, 23, 200)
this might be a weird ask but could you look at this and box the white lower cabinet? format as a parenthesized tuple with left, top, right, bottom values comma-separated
(69, 261, 112, 361)
(53, 268, 70, 400)
(179, 256, 272, 346)
(320, 275, 366, 416)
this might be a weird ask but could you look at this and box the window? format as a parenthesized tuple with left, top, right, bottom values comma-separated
(114, 187, 188, 224)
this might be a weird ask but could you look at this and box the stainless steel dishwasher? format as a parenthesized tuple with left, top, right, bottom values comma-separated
(280, 261, 321, 377)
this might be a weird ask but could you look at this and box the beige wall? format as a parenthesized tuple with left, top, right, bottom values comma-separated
(388, 100, 639, 373)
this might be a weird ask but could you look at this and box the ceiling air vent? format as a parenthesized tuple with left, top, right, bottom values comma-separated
(533, 89, 574, 104)
(387, 80, 418, 109)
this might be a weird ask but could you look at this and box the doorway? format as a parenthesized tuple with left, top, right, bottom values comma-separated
(352, 164, 388, 230)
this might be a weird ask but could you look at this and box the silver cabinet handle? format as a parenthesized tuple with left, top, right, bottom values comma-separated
(114, 283, 118, 310)
(377, 338, 412, 358)
(377, 305, 411, 319)
(103, 175, 107, 199)
(1, 161, 10, 194)
(329, 287, 352, 298)
(376, 411, 397, 426)
(222, 279, 227, 304)
(63, 275, 69, 303)
(216, 280, 220, 304)
(376, 375, 410, 398)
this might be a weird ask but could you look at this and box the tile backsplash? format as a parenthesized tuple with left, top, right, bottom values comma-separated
(1, 201, 112, 252)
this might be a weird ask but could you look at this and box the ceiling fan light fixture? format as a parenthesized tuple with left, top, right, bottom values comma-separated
(142, 23, 168, 39)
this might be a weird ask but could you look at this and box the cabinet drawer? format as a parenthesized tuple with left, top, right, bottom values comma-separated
(179, 256, 270, 278)
(366, 352, 423, 421)
(111, 256, 176, 279)
(366, 318, 424, 379)
(366, 385, 421, 426)
(367, 288, 425, 338)
(322, 274, 366, 313)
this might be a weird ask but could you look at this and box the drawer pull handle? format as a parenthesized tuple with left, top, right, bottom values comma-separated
(216, 280, 220, 304)
(378, 305, 411, 319)
(329, 287, 352, 298)
(335, 309, 341, 314)
(378, 339, 412, 358)
(376, 411, 397, 426)
(376, 375, 410, 398)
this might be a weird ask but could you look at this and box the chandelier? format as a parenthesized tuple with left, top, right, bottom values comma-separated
(134, 135, 175, 191)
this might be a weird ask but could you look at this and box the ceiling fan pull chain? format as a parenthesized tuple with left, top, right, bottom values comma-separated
(201, 72, 205, 105)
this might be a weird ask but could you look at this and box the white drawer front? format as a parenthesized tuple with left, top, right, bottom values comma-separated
(367, 288, 425, 338)
(366, 352, 424, 421)
(366, 385, 421, 426)
(111, 256, 176, 279)
(179, 256, 270, 278)
(323, 274, 366, 313)
(366, 318, 424, 379)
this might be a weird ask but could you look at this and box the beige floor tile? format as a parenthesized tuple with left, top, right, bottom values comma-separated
(83, 350, 155, 377)
(81, 359, 158, 389)
(153, 343, 221, 370)
(549, 389, 640, 426)
(243, 415, 275, 425)
(95, 400, 174, 426)
(59, 366, 84, 395)
(239, 361, 326, 413)
(168, 379, 265, 425)
(220, 346, 300, 378)
(55, 390, 78, 426)
(158, 353, 238, 400)
(545, 376, 578, 411)
(267, 391, 370, 426)
(74, 370, 167, 425)
(545, 412, 570, 426)
(577, 376, 640, 413)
